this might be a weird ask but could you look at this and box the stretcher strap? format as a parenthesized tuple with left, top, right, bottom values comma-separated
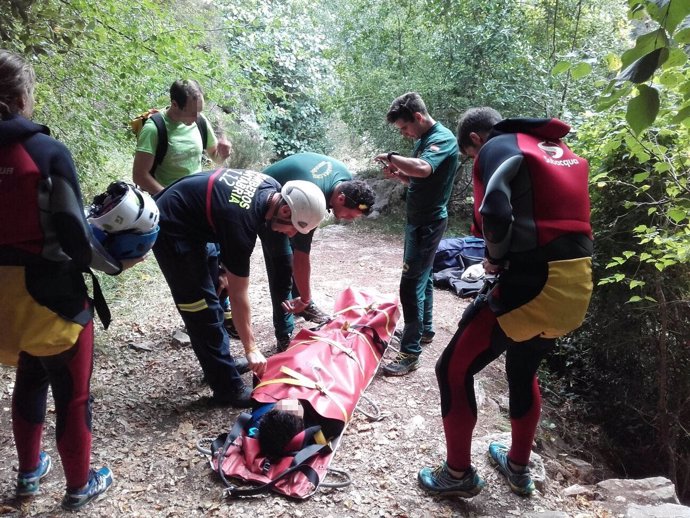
(292, 337, 364, 375)
(346, 328, 382, 360)
(332, 303, 395, 337)
(212, 412, 252, 490)
(255, 366, 349, 423)
(225, 443, 327, 498)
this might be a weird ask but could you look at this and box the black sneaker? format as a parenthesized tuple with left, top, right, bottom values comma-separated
(276, 334, 292, 352)
(234, 357, 250, 375)
(212, 385, 252, 408)
(223, 313, 240, 339)
(382, 352, 420, 376)
(421, 332, 435, 345)
(296, 302, 330, 324)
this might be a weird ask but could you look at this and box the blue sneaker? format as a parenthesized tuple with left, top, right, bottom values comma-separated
(16, 451, 52, 496)
(488, 442, 535, 496)
(418, 462, 484, 497)
(61, 467, 113, 510)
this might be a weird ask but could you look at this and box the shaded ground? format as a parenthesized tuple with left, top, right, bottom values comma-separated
(0, 223, 609, 517)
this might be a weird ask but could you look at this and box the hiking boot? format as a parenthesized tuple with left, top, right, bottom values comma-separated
(421, 332, 435, 345)
(212, 385, 252, 408)
(296, 301, 330, 324)
(382, 352, 420, 376)
(61, 467, 113, 510)
(234, 357, 250, 375)
(488, 442, 535, 496)
(276, 334, 292, 353)
(223, 314, 240, 340)
(418, 462, 484, 497)
(16, 451, 52, 497)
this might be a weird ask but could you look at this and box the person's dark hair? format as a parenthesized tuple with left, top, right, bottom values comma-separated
(456, 107, 502, 153)
(257, 410, 305, 459)
(339, 180, 375, 215)
(386, 92, 428, 124)
(0, 50, 35, 120)
(169, 79, 203, 110)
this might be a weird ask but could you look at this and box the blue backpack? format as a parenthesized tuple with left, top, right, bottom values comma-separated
(433, 236, 485, 272)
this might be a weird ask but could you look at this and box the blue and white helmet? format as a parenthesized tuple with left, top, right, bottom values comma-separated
(88, 182, 160, 259)
(88, 182, 159, 233)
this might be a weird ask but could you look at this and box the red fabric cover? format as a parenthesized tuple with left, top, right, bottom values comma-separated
(214, 287, 400, 498)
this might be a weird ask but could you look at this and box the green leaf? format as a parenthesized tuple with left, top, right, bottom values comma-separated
(552, 61, 571, 75)
(617, 48, 669, 83)
(597, 81, 632, 111)
(668, 208, 687, 223)
(629, 280, 645, 289)
(570, 62, 592, 80)
(676, 27, 690, 44)
(603, 52, 622, 71)
(620, 29, 669, 69)
(626, 85, 660, 134)
(663, 47, 688, 68)
(658, 69, 684, 87)
(627, 295, 643, 303)
(671, 106, 690, 125)
(633, 172, 650, 183)
(645, 0, 690, 34)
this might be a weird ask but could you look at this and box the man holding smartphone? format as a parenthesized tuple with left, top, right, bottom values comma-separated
(374, 92, 459, 376)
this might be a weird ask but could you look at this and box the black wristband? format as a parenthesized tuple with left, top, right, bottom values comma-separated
(387, 151, 400, 163)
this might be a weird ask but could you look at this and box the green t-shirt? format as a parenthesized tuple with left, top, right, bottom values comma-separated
(407, 122, 459, 225)
(135, 110, 218, 187)
(262, 152, 352, 205)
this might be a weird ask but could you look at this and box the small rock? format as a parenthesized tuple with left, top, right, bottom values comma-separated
(172, 330, 191, 346)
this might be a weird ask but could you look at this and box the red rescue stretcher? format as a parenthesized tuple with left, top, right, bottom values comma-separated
(202, 287, 400, 499)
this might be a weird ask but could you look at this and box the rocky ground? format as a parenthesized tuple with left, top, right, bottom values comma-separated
(0, 223, 630, 517)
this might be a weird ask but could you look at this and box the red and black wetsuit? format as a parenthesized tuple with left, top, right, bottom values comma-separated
(436, 118, 593, 471)
(0, 114, 121, 488)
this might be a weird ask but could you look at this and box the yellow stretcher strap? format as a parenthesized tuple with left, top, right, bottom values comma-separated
(254, 365, 349, 422)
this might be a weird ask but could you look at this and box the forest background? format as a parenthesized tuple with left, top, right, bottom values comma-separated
(2, 0, 689, 503)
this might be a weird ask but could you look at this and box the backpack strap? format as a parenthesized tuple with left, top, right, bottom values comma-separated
(196, 114, 209, 150)
(149, 112, 168, 178)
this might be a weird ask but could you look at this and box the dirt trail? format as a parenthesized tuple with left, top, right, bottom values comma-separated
(0, 223, 604, 517)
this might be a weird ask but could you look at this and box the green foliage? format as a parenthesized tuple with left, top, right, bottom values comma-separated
(557, 0, 690, 499)
(327, 0, 628, 153)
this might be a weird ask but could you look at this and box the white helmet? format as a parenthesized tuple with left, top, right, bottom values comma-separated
(88, 182, 159, 233)
(280, 180, 327, 234)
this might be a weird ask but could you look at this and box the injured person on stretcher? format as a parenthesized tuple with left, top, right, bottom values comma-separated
(206, 287, 401, 499)
(248, 398, 343, 460)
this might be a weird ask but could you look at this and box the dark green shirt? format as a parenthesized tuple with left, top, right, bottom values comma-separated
(407, 122, 459, 225)
(262, 152, 353, 254)
(262, 152, 352, 206)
